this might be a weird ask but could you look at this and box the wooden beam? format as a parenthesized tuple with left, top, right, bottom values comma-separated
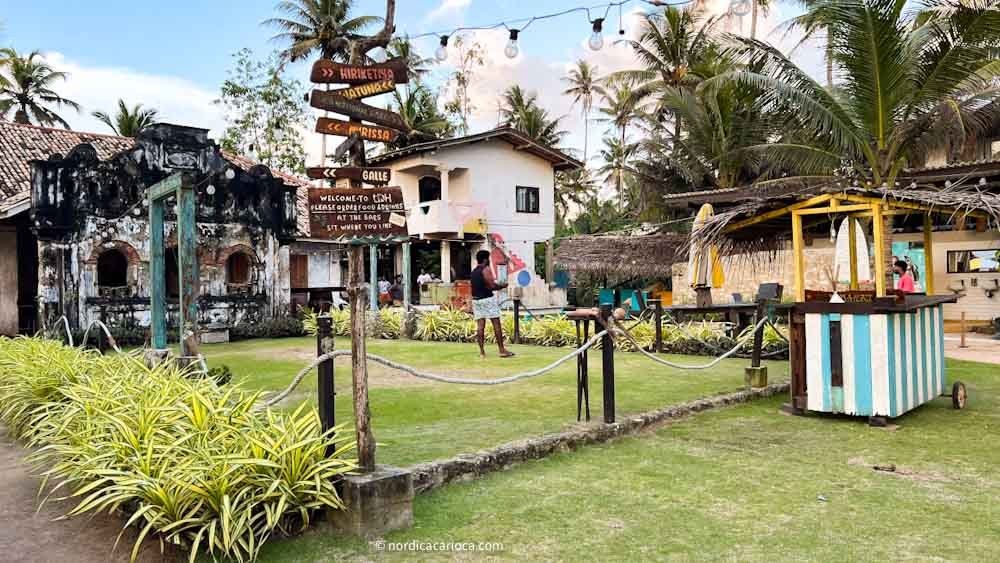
(847, 216, 859, 290)
(872, 204, 887, 297)
(792, 212, 805, 302)
(724, 194, 834, 233)
(149, 200, 166, 349)
(924, 214, 935, 295)
(148, 173, 183, 201)
(793, 204, 872, 216)
(841, 193, 989, 219)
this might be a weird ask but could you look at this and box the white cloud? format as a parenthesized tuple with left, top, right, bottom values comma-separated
(40, 52, 226, 139)
(425, 0, 472, 24)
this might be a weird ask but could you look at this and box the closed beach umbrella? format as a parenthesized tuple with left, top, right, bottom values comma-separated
(689, 203, 725, 288)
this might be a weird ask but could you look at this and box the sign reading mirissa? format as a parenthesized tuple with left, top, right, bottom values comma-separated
(308, 186, 407, 240)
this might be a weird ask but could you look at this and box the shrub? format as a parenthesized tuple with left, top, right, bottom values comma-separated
(230, 316, 304, 341)
(0, 337, 355, 562)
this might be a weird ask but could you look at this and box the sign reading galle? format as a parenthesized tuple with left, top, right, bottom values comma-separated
(308, 186, 407, 240)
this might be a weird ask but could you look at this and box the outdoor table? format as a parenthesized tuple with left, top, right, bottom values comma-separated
(663, 303, 759, 337)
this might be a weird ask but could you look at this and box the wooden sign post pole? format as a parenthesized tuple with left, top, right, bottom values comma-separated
(345, 0, 395, 472)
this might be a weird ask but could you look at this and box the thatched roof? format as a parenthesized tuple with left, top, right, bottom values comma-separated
(555, 233, 687, 278)
(692, 183, 1000, 259)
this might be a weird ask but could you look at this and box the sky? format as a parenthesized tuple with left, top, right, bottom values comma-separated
(0, 0, 822, 171)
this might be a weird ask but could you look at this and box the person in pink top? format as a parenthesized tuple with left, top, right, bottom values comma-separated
(894, 260, 916, 293)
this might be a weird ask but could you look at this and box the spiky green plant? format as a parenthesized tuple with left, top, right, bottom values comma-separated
(0, 336, 355, 563)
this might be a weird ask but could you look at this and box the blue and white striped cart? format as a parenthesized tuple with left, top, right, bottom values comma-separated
(789, 295, 966, 424)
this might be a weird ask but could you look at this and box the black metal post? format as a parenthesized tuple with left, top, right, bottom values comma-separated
(316, 316, 336, 454)
(513, 298, 521, 344)
(751, 302, 766, 368)
(599, 304, 616, 424)
(653, 299, 663, 353)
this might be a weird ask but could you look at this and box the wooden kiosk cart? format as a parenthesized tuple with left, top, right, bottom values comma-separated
(691, 187, 994, 424)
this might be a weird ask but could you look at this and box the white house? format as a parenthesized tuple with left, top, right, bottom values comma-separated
(291, 128, 580, 309)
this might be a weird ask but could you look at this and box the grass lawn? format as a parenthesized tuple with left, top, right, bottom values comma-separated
(202, 336, 787, 466)
(254, 358, 1000, 561)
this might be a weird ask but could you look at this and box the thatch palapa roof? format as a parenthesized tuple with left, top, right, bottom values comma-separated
(555, 233, 687, 278)
(691, 183, 1000, 260)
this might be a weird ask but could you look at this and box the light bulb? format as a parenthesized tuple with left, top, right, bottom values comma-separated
(436, 36, 449, 62)
(206, 184, 216, 195)
(589, 18, 604, 51)
(505, 29, 520, 59)
(225, 168, 236, 180)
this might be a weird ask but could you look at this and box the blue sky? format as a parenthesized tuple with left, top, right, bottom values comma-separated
(0, 0, 817, 169)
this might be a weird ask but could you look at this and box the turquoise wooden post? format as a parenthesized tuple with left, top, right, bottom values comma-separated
(369, 243, 378, 311)
(148, 174, 183, 350)
(402, 241, 411, 310)
(177, 184, 199, 358)
(149, 198, 167, 349)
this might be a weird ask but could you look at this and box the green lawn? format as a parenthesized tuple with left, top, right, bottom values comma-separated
(203, 336, 787, 466)
(254, 358, 1000, 562)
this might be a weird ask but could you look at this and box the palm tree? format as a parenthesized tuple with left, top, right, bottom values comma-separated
(562, 60, 605, 164)
(554, 168, 597, 224)
(386, 37, 432, 77)
(264, 0, 379, 62)
(711, 0, 1000, 190)
(0, 48, 80, 127)
(607, 8, 719, 136)
(388, 83, 451, 149)
(597, 135, 637, 212)
(498, 85, 567, 147)
(92, 99, 158, 137)
(597, 85, 639, 210)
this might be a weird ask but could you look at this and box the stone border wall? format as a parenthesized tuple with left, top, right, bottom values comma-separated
(407, 383, 790, 494)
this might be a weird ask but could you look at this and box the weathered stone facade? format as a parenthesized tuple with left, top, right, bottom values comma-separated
(28, 123, 300, 336)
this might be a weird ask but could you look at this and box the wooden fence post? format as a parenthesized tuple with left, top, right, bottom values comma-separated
(599, 304, 616, 424)
(960, 311, 968, 349)
(317, 315, 336, 455)
(513, 298, 521, 344)
(653, 298, 663, 353)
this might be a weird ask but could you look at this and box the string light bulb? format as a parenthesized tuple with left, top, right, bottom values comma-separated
(589, 18, 604, 51)
(436, 35, 449, 62)
(505, 29, 520, 59)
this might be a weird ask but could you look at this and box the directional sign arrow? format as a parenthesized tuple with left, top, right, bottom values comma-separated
(310, 57, 409, 85)
(306, 167, 392, 185)
(310, 90, 409, 132)
(316, 118, 400, 144)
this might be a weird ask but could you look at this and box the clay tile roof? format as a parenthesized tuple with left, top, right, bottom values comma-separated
(0, 121, 135, 215)
(0, 121, 313, 232)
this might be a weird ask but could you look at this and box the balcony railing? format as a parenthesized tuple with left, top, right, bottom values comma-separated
(408, 200, 487, 236)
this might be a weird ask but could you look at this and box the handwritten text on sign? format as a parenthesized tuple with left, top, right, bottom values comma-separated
(308, 187, 407, 240)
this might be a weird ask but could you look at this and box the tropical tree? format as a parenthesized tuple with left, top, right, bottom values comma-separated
(264, 0, 378, 62)
(387, 83, 452, 149)
(92, 99, 158, 137)
(217, 49, 309, 174)
(562, 60, 605, 163)
(0, 48, 79, 127)
(386, 36, 432, 77)
(710, 0, 1000, 189)
(554, 168, 598, 224)
(597, 135, 638, 212)
(443, 36, 485, 135)
(498, 85, 567, 147)
(596, 85, 640, 210)
(607, 7, 719, 136)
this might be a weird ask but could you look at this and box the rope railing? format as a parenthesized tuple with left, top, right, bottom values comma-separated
(613, 316, 769, 371)
(261, 329, 609, 407)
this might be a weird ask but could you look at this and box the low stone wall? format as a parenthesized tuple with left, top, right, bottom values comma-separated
(407, 383, 790, 494)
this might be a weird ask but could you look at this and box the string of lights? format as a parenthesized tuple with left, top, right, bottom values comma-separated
(402, 0, 696, 61)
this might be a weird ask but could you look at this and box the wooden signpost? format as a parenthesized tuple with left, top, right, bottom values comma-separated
(306, 186, 407, 240)
(328, 80, 396, 100)
(310, 57, 409, 85)
(310, 90, 409, 131)
(316, 117, 400, 143)
(306, 166, 391, 185)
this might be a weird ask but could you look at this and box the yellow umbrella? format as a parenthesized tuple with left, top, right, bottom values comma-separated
(689, 203, 725, 288)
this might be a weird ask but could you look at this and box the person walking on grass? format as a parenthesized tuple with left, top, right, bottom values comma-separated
(471, 250, 514, 359)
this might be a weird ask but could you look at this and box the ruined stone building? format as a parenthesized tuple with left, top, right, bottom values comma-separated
(0, 121, 305, 337)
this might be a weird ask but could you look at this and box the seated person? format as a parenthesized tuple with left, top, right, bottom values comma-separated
(389, 276, 404, 305)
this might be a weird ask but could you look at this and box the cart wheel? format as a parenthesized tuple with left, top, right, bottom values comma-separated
(952, 381, 967, 410)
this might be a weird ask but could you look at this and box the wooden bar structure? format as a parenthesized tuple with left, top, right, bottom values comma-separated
(702, 188, 983, 421)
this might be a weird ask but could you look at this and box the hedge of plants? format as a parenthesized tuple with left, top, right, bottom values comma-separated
(0, 337, 355, 562)
(305, 308, 788, 358)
